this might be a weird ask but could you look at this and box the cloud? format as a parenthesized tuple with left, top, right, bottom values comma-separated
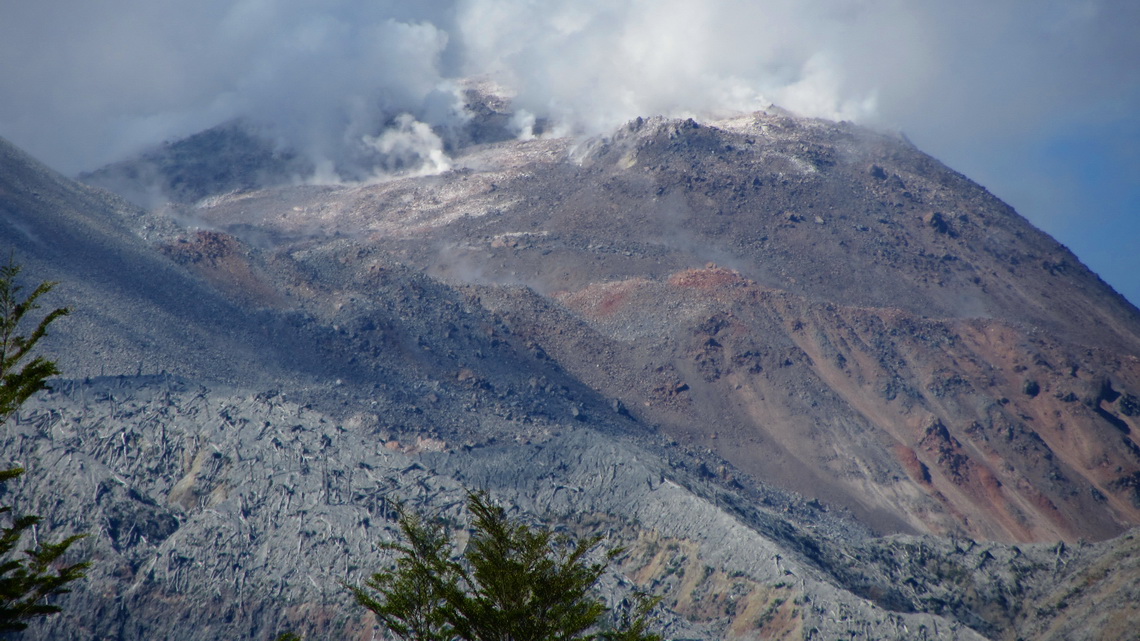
(454, 0, 883, 129)
(0, 0, 464, 175)
(360, 113, 454, 180)
(1, 1, 1138, 302)
(0, 0, 886, 175)
(3, 0, 1135, 175)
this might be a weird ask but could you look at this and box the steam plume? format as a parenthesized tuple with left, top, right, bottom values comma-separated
(0, 0, 1137, 302)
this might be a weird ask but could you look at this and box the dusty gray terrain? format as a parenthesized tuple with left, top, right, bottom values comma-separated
(154, 111, 1140, 543)
(2, 94, 1140, 641)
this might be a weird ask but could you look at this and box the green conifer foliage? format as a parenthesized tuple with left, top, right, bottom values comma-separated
(0, 467, 90, 633)
(0, 259, 88, 634)
(0, 259, 68, 424)
(351, 492, 661, 641)
(350, 507, 459, 641)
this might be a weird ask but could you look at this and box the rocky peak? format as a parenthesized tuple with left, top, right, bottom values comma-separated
(4, 108, 1140, 640)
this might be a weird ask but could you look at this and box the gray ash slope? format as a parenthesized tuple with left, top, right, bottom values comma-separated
(0, 135, 315, 387)
(170, 111, 1140, 543)
(76, 87, 527, 208)
(5, 132, 907, 641)
(0, 101, 1138, 641)
(76, 121, 313, 208)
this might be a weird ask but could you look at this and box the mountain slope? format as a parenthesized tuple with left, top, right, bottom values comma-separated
(178, 111, 1140, 542)
(0, 135, 316, 386)
(1, 106, 1139, 641)
(76, 121, 312, 207)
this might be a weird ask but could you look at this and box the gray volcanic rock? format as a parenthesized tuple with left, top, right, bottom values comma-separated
(6, 376, 988, 641)
(74, 86, 528, 208)
(7, 374, 1130, 641)
(4, 104, 1140, 641)
(76, 121, 313, 207)
(178, 111, 1140, 542)
(0, 136, 319, 387)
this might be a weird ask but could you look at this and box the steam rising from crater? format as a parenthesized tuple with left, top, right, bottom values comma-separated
(3, 0, 1132, 181)
(2, 2, 1140, 307)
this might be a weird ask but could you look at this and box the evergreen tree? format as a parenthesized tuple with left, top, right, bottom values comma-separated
(350, 507, 460, 641)
(0, 259, 68, 424)
(0, 469, 90, 634)
(350, 492, 661, 641)
(0, 258, 88, 634)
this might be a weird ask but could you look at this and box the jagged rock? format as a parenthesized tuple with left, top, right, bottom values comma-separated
(1024, 380, 1041, 397)
(4, 104, 1140, 641)
(924, 211, 952, 234)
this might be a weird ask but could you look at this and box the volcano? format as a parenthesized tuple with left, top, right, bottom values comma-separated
(2, 104, 1139, 641)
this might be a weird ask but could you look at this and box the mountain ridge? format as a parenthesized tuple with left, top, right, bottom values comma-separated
(155, 110, 1140, 542)
(2, 106, 1140, 640)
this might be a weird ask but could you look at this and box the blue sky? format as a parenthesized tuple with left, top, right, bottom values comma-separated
(1, 0, 1137, 306)
(921, 104, 1140, 307)
(1029, 130, 1136, 304)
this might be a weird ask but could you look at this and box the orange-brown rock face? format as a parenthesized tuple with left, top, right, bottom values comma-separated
(144, 111, 1140, 543)
(17, 106, 1140, 641)
(516, 263, 1140, 542)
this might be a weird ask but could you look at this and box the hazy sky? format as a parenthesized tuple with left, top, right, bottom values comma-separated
(2, 0, 1137, 305)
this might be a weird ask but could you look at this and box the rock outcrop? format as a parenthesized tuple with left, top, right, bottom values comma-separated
(1, 101, 1139, 641)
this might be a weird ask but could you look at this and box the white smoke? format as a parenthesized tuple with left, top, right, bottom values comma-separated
(454, 0, 885, 130)
(1, 1, 1139, 304)
(361, 113, 453, 179)
(0, 0, 895, 176)
(3, 0, 1134, 178)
